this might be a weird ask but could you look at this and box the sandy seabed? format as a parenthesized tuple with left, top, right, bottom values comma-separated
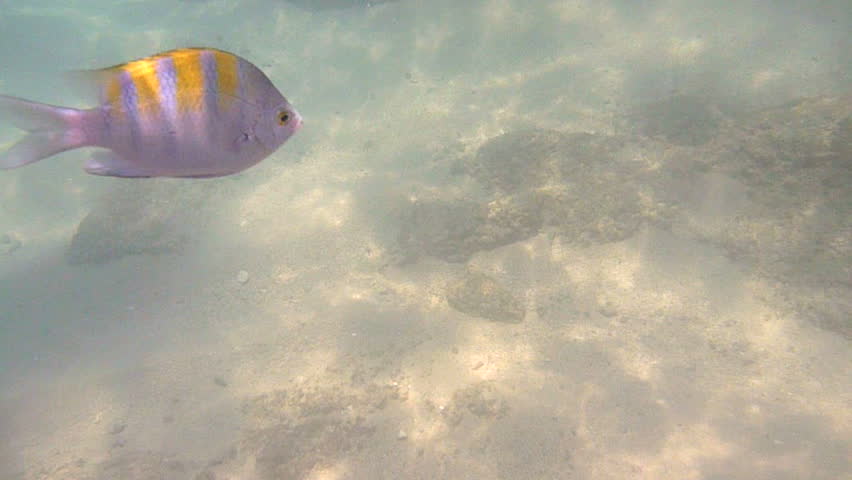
(0, 1, 850, 479)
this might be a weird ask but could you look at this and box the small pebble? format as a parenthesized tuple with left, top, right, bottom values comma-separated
(236, 270, 249, 284)
(194, 470, 216, 480)
(472, 361, 484, 371)
(397, 430, 407, 440)
(213, 376, 228, 388)
(598, 300, 617, 317)
(109, 423, 126, 435)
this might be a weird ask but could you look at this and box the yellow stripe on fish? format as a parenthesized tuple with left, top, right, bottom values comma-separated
(169, 49, 205, 112)
(122, 56, 161, 115)
(212, 49, 239, 110)
(103, 75, 124, 118)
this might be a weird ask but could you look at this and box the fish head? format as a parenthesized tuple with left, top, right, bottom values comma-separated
(254, 95, 302, 155)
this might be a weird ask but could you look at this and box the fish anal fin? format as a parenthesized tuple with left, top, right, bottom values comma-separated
(84, 151, 156, 178)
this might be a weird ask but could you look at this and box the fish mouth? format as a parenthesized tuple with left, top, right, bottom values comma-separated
(291, 110, 304, 131)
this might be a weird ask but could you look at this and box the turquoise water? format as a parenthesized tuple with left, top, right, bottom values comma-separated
(1, 1, 850, 479)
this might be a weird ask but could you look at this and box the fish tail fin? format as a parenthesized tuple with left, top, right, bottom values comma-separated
(0, 95, 90, 169)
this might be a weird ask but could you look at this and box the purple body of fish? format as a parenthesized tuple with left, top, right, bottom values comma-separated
(0, 47, 302, 178)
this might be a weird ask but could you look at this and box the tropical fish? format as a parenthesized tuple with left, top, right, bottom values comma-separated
(0, 47, 302, 178)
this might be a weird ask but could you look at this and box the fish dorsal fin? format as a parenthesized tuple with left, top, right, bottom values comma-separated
(65, 68, 118, 105)
(66, 48, 241, 109)
(67, 51, 167, 107)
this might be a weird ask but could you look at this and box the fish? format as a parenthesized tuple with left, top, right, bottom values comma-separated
(0, 47, 302, 178)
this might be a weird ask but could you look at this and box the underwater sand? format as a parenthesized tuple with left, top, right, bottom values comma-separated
(1, 1, 850, 479)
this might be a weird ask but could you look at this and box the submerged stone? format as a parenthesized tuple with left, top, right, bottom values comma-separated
(66, 180, 212, 265)
(446, 271, 525, 323)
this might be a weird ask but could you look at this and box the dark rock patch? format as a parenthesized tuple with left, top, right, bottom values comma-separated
(66, 181, 214, 265)
(446, 270, 525, 323)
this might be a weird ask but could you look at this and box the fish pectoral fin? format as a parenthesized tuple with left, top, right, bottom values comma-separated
(84, 151, 155, 178)
(229, 131, 252, 152)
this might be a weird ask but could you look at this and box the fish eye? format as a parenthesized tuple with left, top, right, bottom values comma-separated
(277, 110, 290, 126)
